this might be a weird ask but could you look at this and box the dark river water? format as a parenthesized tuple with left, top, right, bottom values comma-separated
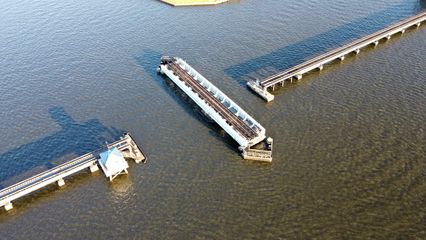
(0, 0, 425, 239)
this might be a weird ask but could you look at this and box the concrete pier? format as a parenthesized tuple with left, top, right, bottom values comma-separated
(89, 164, 99, 173)
(57, 179, 65, 187)
(248, 11, 426, 101)
(4, 202, 13, 211)
(0, 133, 146, 211)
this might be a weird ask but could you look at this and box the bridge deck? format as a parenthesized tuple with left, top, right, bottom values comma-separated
(159, 56, 272, 161)
(258, 11, 426, 90)
(0, 133, 145, 211)
(168, 62, 258, 140)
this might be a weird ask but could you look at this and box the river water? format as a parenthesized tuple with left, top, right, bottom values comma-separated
(0, 0, 425, 239)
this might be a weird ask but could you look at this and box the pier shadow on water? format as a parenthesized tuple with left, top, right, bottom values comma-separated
(135, 50, 240, 154)
(225, 2, 423, 86)
(0, 107, 124, 187)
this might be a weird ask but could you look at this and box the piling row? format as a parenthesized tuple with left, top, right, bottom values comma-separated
(0, 133, 145, 211)
(248, 11, 426, 101)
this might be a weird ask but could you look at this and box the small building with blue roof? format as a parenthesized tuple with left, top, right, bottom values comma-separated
(98, 147, 129, 181)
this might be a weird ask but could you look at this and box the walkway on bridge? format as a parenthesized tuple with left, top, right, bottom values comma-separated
(248, 10, 426, 102)
(0, 133, 146, 211)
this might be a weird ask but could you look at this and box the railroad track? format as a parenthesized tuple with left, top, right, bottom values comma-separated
(169, 63, 257, 139)
(261, 11, 426, 87)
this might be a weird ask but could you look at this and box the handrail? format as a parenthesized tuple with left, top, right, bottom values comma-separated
(261, 11, 426, 86)
(0, 153, 94, 197)
(0, 138, 129, 201)
(0, 155, 97, 202)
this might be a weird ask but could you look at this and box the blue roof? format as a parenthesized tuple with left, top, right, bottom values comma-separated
(99, 147, 124, 165)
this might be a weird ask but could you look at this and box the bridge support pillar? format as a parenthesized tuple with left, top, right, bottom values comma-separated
(318, 65, 324, 71)
(374, 41, 379, 47)
(281, 81, 285, 87)
(401, 29, 405, 34)
(4, 202, 13, 211)
(339, 56, 345, 61)
(89, 164, 99, 173)
(417, 22, 421, 27)
(271, 85, 275, 91)
(386, 35, 391, 40)
(57, 179, 65, 187)
(296, 74, 303, 80)
(355, 49, 360, 54)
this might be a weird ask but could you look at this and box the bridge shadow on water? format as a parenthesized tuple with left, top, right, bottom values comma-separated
(135, 50, 240, 154)
(0, 107, 124, 187)
(225, 2, 425, 86)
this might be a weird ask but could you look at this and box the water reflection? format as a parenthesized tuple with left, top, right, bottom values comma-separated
(110, 175, 133, 196)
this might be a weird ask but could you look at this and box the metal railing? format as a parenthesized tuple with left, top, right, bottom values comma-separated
(0, 137, 132, 205)
(261, 11, 426, 87)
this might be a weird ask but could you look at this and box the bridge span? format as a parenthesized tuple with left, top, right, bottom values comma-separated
(0, 133, 146, 212)
(158, 56, 273, 162)
(248, 11, 426, 102)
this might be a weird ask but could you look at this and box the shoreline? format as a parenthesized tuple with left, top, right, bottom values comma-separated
(160, 0, 229, 7)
